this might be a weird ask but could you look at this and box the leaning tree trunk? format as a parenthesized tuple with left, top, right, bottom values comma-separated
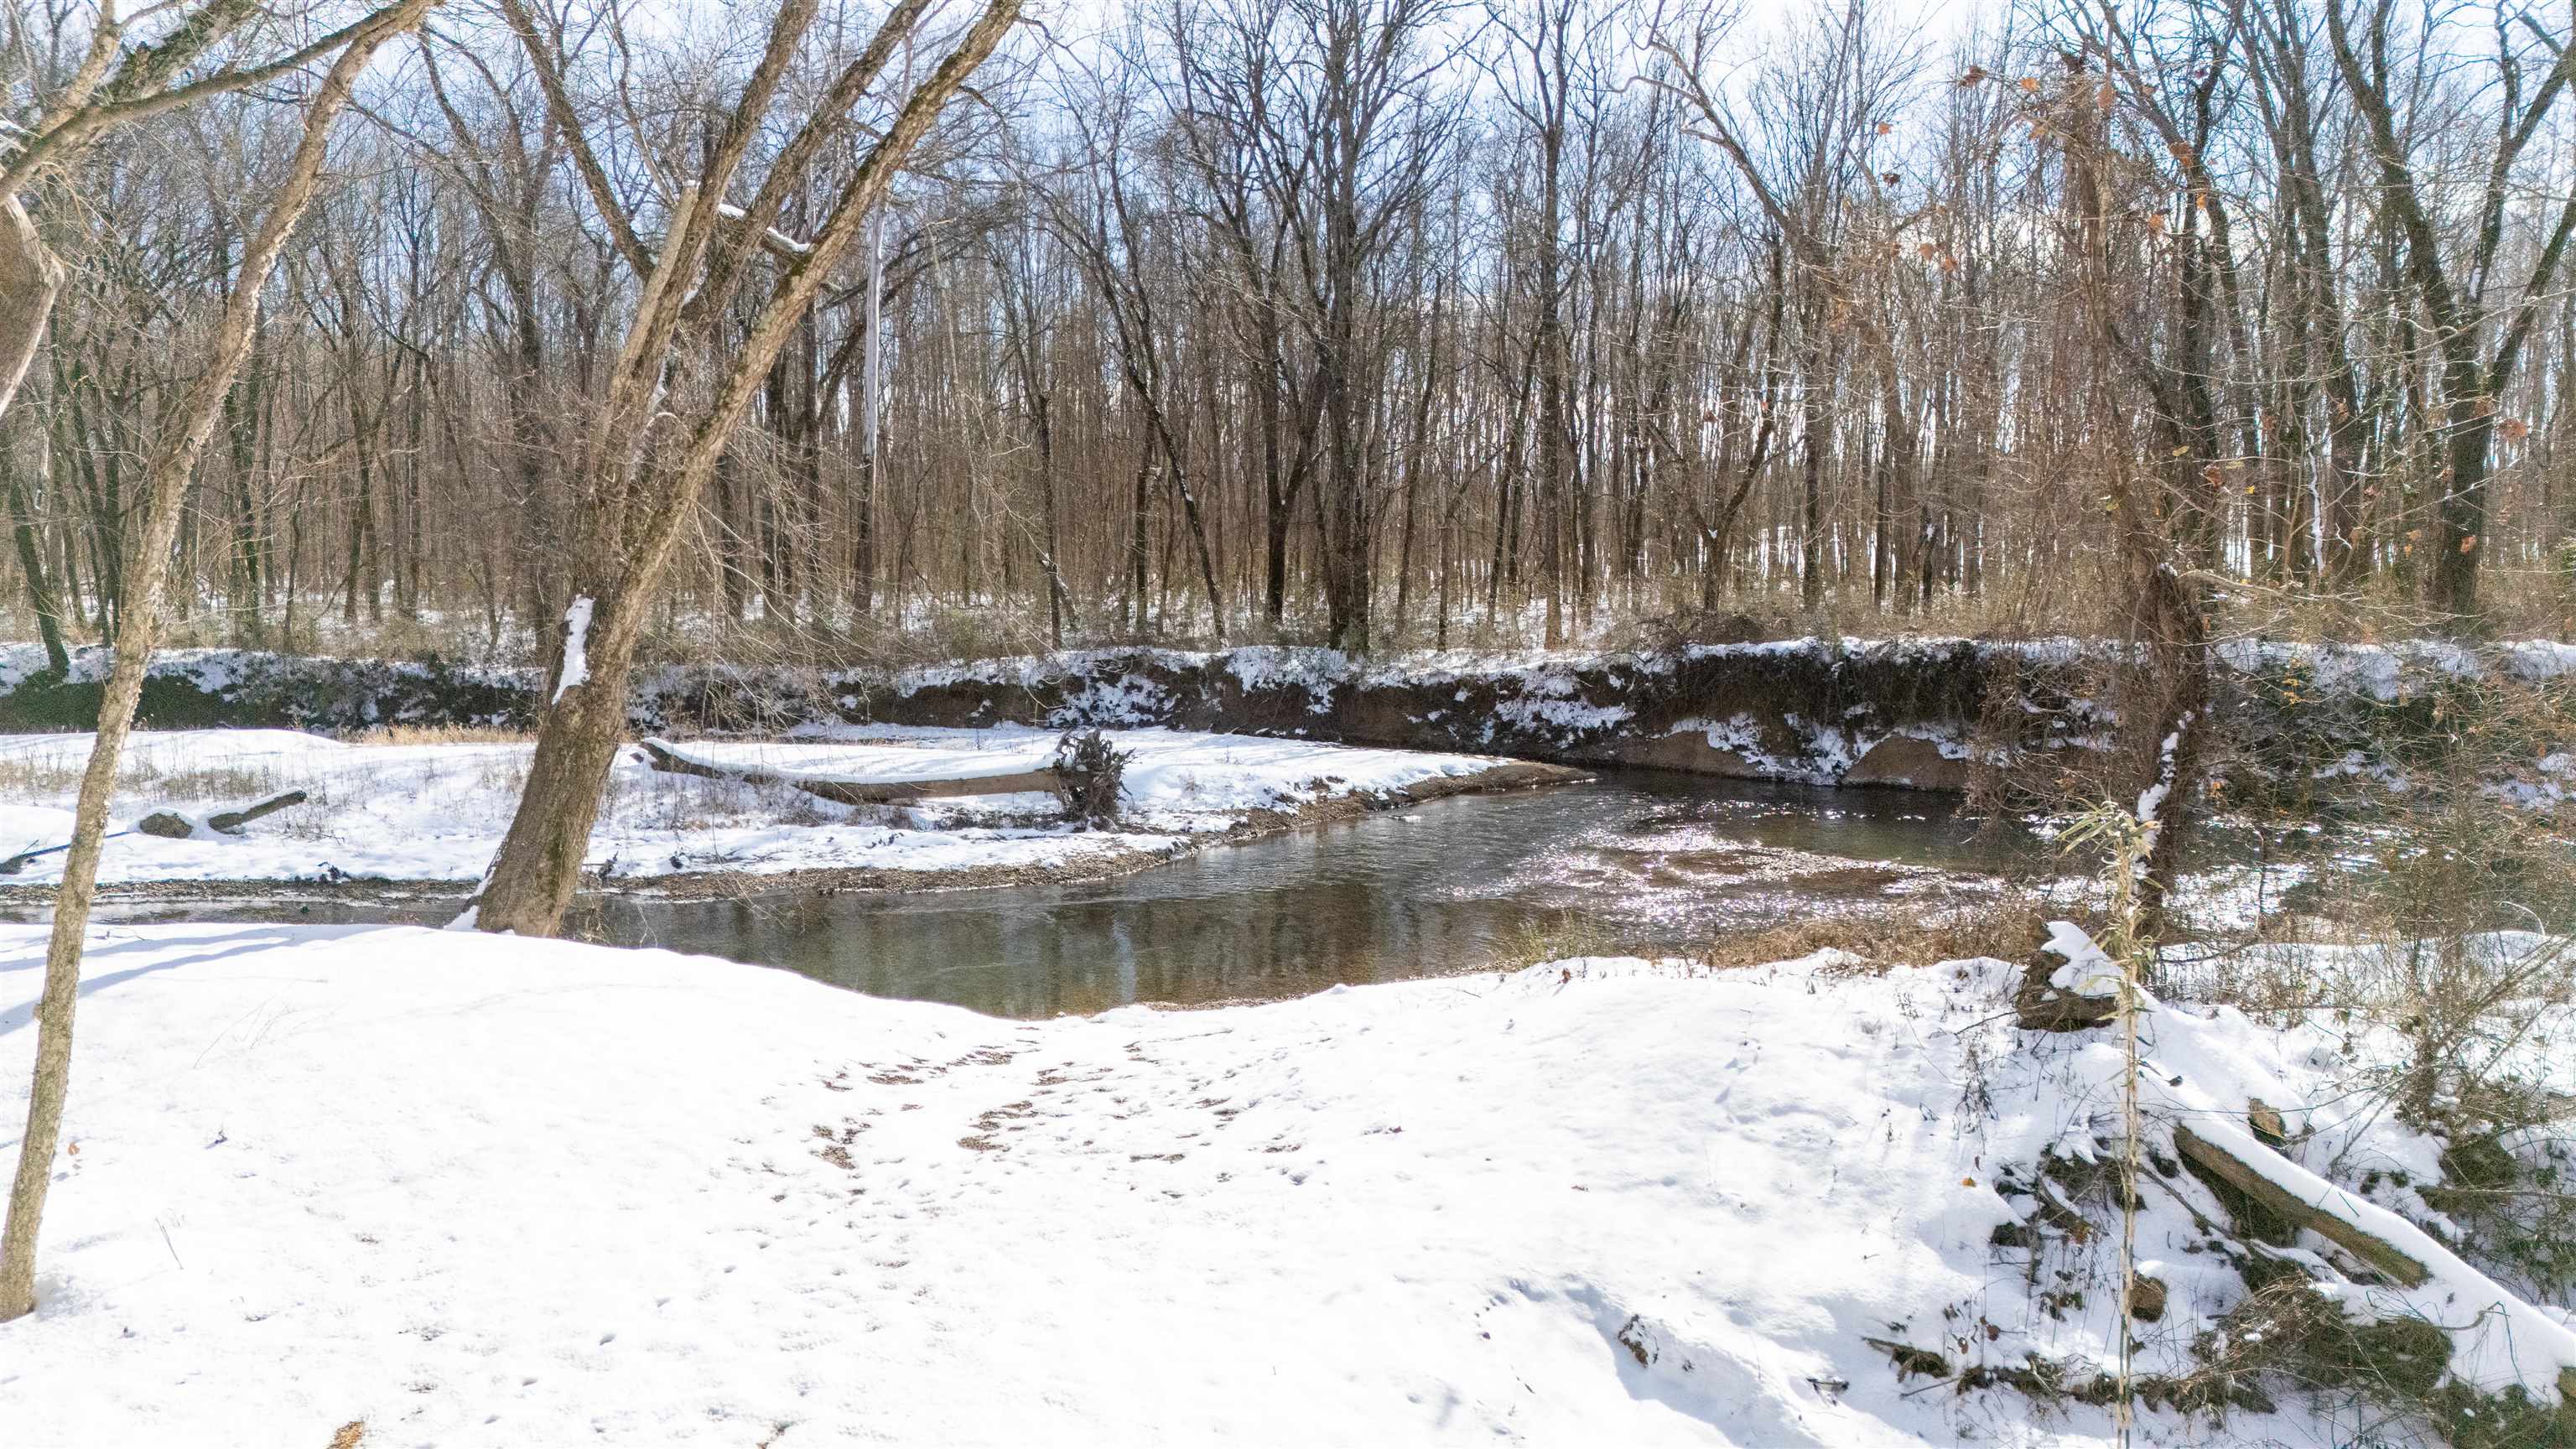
(0, 0, 434, 1323)
(467, 600, 636, 932)
(2132, 557, 2211, 947)
(0, 197, 65, 429)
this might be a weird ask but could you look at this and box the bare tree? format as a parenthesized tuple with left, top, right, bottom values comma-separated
(1, 0, 435, 1322)
(2323, 0, 2576, 622)
(1652, 0, 1922, 615)
(465, 0, 1025, 937)
(2, 0, 435, 422)
(1279, 0, 1461, 649)
(1031, 44, 1225, 637)
(6, 0, 2573, 662)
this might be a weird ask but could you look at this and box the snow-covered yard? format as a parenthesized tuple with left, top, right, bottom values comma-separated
(0, 727, 1526, 890)
(4, 924, 2566, 1445)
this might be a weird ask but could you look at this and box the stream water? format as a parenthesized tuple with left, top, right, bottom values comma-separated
(55, 770, 2012, 1018)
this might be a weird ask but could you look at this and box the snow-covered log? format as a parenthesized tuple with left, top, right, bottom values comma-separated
(134, 790, 311, 840)
(2171, 1122, 2429, 1287)
(636, 737, 1059, 805)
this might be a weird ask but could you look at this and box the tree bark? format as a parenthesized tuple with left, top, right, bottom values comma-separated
(0, 198, 65, 429)
(2, 444, 70, 674)
(1, 0, 432, 1323)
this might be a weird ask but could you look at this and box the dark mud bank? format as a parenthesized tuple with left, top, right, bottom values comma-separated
(868, 644, 2012, 791)
(8, 637, 2570, 797)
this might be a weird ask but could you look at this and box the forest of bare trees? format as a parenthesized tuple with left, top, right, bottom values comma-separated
(8, 2, 2576, 1415)
(3, 0, 2573, 668)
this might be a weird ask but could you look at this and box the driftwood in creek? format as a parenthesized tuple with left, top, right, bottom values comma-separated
(636, 739, 1060, 806)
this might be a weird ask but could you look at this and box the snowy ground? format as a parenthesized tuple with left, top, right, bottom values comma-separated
(4, 925, 2567, 1446)
(0, 727, 1519, 889)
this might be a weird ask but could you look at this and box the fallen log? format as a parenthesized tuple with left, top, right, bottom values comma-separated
(136, 790, 312, 840)
(637, 738, 1060, 805)
(211, 789, 310, 834)
(2172, 1121, 2430, 1287)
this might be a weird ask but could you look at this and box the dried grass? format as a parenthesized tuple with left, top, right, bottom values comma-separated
(1689, 893, 2055, 974)
(0, 752, 297, 804)
(345, 724, 532, 746)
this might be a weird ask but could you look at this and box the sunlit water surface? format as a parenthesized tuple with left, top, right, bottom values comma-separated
(40, 771, 2018, 1018)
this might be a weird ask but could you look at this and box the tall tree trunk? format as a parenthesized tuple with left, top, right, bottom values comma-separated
(2, 444, 70, 674)
(1800, 330, 1828, 613)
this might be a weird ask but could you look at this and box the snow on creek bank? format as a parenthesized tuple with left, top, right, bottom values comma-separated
(0, 726, 1524, 889)
(3, 926, 2567, 1445)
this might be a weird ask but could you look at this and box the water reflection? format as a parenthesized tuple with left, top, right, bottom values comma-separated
(562, 771, 2013, 1018)
(23, 771, 2015, 1020)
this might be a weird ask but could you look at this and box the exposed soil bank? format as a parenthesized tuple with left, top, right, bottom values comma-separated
(872, 645, 2007, 792)
(9, 636, 2574, 796)
(0, 640, 2038, 791)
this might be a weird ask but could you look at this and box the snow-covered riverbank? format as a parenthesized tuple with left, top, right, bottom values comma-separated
(5, 925, 2565, 1445)
(0, 726, 1550, 894)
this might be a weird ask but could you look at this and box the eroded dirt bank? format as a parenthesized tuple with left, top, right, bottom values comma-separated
(0, 640, 2038, 791)
(9, 636, 2571, 796)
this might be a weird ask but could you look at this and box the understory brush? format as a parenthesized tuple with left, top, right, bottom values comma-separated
(1792, 662, 2576, 1445)
(1051, 728, 1133, 828)
(1487, 913, 1629, 974)
(0, 750, 296, 808)
(1979, 678, 2576, 1445)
